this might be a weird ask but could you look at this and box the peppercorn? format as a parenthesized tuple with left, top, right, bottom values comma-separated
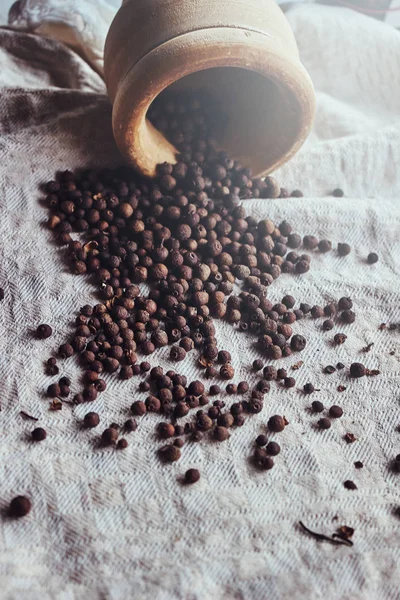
(323, 319, 334, 331)
(188, 380, 205, 396)
(266, 441, 280, 456)
(262, 366, 277, 381)
(217, 413, 234, 428)
(329, 405, 343, 418)
(311, 305, 324, 319)
(146, 396, 161, 413)
(291, 334, 306, 352)
(267, 415, 287, 433)
(318, 239, 332, 253)
(47, 383, 60, 398)
(303, 383, 315, 394)
(184, 468, 200, 484)
(338, 243, 351, 256)
(220, 364, 235, 380)
(117, 438, 128, 449)
(35, 324, 52, 339)
(124, 418, 137, 432)
(350, 363, 366, 378)
(214, 426, 230, 441)
(312, 401, 324, 413)
(253, 359, 263, 371)
(303, 235, 319, 250)
(256, 434, 268, 447)
(238, 381, 249, 394)
(131, 401, 146, 416)
(324, 365, 336, 374)
(354, 461, 363, 469)
(58, 343, 74, 358)
(341, 310, 355, 324)
(367, 252, 379, 264)
(158, 422, 175, 438)
(344, 480, 357, 490)
(9, 496, 31, 518)
(226, 384, 237, 395)
(32, 427, 47, 441)
(284, 377, 296, 389)
(318, 418, 331, 430)
(159, 444, 181, 462)
(334, 333, 347, 345)
(276, 368, 287, 380)
(170, 345, 186, 361)
(101, 428, 118, 446)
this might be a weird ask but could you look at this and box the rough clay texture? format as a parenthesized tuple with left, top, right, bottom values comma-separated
(1, 5, 400, 600)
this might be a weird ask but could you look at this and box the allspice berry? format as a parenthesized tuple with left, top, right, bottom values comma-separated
(220, 364, 235, 380)
(290, 334, 306, 352)
(131, 400, 147, 416)
(9, 495, 32, 518)
(329, 405, 343, 418)
(32, 427, 47, 441)
(101, 427, 118, 446)
(35, 324, 52, 339)
(367, 252, 379, 264)
(159, 444, 181, 462)
(184, 468, 200, 484)
(267, 415, 287, 433)
(214, 426, 230, 441)
(158, 422, 175, 439)
(350, 363, 366, 378)
(83, 412, 100, 428)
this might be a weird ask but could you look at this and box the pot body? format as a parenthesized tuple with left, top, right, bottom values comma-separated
(104, 0, 315, 178)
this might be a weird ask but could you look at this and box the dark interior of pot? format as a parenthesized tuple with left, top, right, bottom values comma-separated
(147, 66, 304, 177)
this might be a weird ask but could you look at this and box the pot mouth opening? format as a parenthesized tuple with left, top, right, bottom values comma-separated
(141, 66, 305, 177)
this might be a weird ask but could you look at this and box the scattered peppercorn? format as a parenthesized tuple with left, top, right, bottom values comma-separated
(117, 438, 128, 449)
(337, 243, 351, 256)
(367, 253, 379, 264)
(354, 461, 363, 469)
(284, 377, 296, 388)
(101, 428, 118, 446)
(324, 365, 336, 374)
(9, 496, 31, 518)
(35, 324, 53, 339)
(32, 427, 47, 441)
(266, 441, 281, 456)
(267, 415, 287, 433)
(344, 433, 357, 444)
(350, 363, 366, 378)
(311, 401, 324, 413)
(159, 444, 181, 462)
(253, 359, 264, 372)
(343, 480, 357, 490)
(184, 468, 200, 484)
(214, 426, 230, 441)
(334, 333, 347, 345)
(303, 383, 315, 394)
(329, 405, 343, 419)
(332, 188, 344, 197)
(318, 418, 331, 430)
(256, 434, 268, 447)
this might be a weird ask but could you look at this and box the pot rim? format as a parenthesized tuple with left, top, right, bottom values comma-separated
(112, 27, 315, 178)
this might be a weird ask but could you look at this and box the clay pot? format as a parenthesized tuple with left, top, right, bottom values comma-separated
(104, 0, 315, 178)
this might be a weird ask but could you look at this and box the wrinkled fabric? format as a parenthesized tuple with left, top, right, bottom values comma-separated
(0, 5, 400, 600)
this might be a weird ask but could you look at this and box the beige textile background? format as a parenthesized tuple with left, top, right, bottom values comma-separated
(0, 4, 399, 599)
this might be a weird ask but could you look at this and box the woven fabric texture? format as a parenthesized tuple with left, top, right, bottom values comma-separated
(0, 5, 400, 599)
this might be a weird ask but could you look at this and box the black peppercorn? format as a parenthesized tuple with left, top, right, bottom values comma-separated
(323, 319, 334, 331)
(329, 405, 343, 418)
(318, 418, 331, 430)
(338, 243, 351, 256)
(267, 415, 287, 433)
(159, 444, 181, 462)
(32, 427, 47, 441)
(311, 401, 324, 413)
(131, 400, 146, 416)
(101, 428, 118, 446)
(303, 383, 315, 394)
(256, 434, 268, 447)
(220, 364, 235, 380)
(266, 441, 280, 456)
(367, 253, 379, 264)
(334, 333, 347, 345)
(124, 418, 137, 432)
(9, 496, 32, 518)
(341, 309, 355, 324)
(35, 324, 53, 339)
(291, 334, 306, 352)
(318, 239, 332, 253)
(350, 363, 366, 378)
(344, 480, 357, 490)
(237, 381, 249, 394)
(184, 468, 200, 484)
(214, 426, 230, 441)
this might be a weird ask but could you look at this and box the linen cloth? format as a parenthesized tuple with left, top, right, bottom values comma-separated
(0, 4, 400, 599)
